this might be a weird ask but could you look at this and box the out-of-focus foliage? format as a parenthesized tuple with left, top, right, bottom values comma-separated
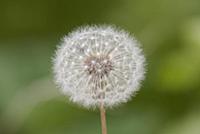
(0, 0, 200, 134)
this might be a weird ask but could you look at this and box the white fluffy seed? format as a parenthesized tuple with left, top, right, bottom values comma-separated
(53, 25, 146, 108)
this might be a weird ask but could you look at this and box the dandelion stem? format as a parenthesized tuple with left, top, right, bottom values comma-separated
(100, 102, 107, 134)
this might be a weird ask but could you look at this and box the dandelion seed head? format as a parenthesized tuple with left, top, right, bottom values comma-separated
(53, 25, 146, 108)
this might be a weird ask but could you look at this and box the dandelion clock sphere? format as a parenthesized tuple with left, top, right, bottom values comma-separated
(53, 25, 145, 108)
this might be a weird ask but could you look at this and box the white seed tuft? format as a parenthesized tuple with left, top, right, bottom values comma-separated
(53, 25, 146, 108)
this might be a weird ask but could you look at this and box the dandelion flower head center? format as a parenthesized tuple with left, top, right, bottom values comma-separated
(84, 54, 113, 77)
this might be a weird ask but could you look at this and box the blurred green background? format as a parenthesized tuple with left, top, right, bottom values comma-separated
(0, 0, 200, 134)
